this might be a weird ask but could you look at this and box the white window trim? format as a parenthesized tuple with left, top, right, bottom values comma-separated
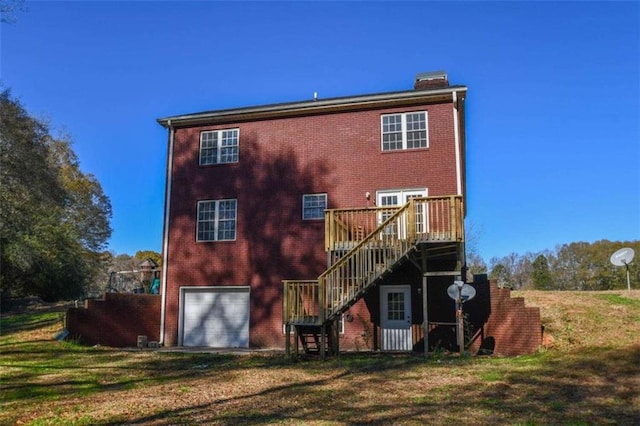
(199, 128, 240, 165)
(302, 193, 327, 221)
(380, 111, 429, 151)
(196, 199, 237, 242)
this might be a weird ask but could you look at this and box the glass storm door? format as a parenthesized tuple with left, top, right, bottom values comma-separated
(380, 285, 412, 351)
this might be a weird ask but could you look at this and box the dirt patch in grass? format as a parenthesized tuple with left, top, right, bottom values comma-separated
(1, 291, 639, 425)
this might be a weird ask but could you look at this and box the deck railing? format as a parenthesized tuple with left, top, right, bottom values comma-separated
(285, 195, 463, 325)
(283, 280, 320, 325)
(324, 206, 398, 251)
(325, 195, 463, 252)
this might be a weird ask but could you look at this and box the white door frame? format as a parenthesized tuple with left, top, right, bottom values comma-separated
(380, 285, 412, 351)
(376, 188, 428, 238)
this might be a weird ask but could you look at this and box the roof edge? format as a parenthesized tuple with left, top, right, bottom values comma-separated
(157, 85, 467, 128)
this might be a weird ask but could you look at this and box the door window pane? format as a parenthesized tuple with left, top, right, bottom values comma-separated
(387, 292, 405, 321)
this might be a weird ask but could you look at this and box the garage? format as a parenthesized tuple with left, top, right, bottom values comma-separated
(180, 286, 250, 347)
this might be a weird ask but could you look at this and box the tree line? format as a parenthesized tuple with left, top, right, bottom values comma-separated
(0, 90, 112, 301)
(470, 240, 640, 291)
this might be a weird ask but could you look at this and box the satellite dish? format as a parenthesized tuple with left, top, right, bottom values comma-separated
(447, 283, 477, 302)
(610, 247, 635, 292)
(610, 247, 635, 266)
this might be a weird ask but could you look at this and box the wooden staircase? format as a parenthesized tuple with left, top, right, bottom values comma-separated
(283, 196, 464, 358)
(291, 323, 342, 357)
(296, 325, 325, 355)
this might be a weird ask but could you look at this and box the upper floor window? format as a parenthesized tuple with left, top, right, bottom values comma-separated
(200, 129, 239, 165)
(197, 199, 237, 241)
(302, 193, 327, 220)
(381, 111, 428, 151)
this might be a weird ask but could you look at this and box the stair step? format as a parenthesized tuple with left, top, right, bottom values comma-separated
(293, 323, 339, 356)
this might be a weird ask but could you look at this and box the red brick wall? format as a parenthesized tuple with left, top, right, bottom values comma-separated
(333, 298, 374, 351)
(331, 277, 542, 356)
(66, 293, 160, 347)
(164, 100, 460, 347)
(467, 281, 542, 356)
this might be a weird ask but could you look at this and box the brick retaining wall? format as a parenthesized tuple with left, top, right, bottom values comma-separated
(467, 280, 542, 356)
(66, 293, 160, 347)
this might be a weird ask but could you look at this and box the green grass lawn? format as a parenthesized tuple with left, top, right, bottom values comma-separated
(1, 291, 639, 425)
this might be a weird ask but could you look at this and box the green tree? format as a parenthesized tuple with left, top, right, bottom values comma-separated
(49, 138, 112, 252)
(489, 262, 511, 289)
(488, 253, 533, 289)
(134, 250, 162, 267)
(0, 90, 112, 301)
(1, 90, 64, 297)
(467, 238, 638, 291)
(531, 254, 553, 290)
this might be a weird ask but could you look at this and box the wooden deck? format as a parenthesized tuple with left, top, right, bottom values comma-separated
(283, 196, 464, 328)
(324, 195, 463, 252)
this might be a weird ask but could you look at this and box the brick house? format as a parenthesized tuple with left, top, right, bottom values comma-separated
(156, 71, 541, 355)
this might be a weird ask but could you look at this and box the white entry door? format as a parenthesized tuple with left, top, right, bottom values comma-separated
(380, 285, 412, 351)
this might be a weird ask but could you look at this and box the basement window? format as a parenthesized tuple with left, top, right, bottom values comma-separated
(381, 111, 428, 151)
(302, 193, 327, 221)
(199, 128, 239, 165)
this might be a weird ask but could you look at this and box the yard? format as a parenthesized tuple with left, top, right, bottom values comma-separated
(1, 291, 639, 425)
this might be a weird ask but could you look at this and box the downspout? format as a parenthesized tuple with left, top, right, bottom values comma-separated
(159, 120, 174, 346)
(452, 91, 467, 276)
(452, 91, 462, 196)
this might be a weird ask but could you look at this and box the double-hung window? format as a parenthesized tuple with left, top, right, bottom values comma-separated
(197, 199, 237, 241)
(302, 193, 327, 221)
(200, 129, 239, 165)
(381, 111, 428, 151)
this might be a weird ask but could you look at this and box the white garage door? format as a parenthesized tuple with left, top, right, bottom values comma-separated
(181, 286, 250, 347)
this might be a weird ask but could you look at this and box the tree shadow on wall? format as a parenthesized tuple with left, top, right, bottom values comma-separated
(238, 136, 334, 339)
(169, 130, 334, 344)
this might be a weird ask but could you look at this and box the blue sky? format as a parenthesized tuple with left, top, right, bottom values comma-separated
(1, 1, 638, 262)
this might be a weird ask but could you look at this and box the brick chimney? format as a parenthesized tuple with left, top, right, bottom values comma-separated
(414, 71, 449, 90)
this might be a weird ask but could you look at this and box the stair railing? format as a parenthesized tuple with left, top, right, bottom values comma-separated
(284, 195, 463, 326)
(319, 198, 419, 320)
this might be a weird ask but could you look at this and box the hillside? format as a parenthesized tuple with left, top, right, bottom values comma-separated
(514, 289, 640, 351)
